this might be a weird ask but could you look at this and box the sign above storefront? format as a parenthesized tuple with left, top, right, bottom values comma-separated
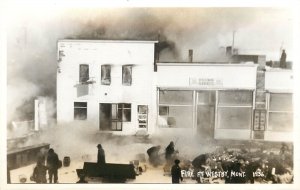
(189, 77, 223, 87)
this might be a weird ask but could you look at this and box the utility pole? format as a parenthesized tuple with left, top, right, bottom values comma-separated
(232, 30, 236, 55)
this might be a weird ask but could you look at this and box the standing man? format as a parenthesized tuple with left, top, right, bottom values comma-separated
(171, 159, 183, 184)
(165, 141, 176, 161)
(47, 148, 59, 183)
(97, 144, 106, 165)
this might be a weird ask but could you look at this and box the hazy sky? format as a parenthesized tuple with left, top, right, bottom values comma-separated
(6, 6, 295, 121)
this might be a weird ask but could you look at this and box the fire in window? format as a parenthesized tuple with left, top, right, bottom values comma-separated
(79, 64, 89, 83)
(122, 65, 132, 86)
(74, 102, 87, 120)
(101, 65, 111, 85)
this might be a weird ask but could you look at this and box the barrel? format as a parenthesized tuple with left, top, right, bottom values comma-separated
(63, 156, 71, 167)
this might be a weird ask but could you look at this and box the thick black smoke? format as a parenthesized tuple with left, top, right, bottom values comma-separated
(7, 8, 292, 123)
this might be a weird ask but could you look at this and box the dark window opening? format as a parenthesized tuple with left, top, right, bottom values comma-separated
(74, 102, 87, 120)
(122, 65, 132, 86)
(101, 65, 111, 85)
(79, 64, 89, 83)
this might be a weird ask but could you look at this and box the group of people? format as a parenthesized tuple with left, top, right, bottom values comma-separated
(32, 144, 106, 184)
(146, 141, 183, 183)
(32, 148, 60, 183)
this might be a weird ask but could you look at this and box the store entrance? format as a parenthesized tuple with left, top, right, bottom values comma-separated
(196, 91, 216, 139)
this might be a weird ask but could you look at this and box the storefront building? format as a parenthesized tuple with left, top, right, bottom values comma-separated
(156, 63, 258, 140)
(56, 40, 293, 142)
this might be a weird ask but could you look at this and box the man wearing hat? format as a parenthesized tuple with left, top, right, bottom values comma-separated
(97, 144, 106, 165)
(171, 159, 183, 184)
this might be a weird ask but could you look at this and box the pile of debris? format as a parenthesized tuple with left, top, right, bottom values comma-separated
(187, 143, 293, 184)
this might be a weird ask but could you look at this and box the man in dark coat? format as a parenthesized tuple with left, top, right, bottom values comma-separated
(97, 144, 106, 165)
(47, 148, 59, 183)
(165, 141, 175, 161)
(171, 159, 183, 184)
(147, 145, 162, 167)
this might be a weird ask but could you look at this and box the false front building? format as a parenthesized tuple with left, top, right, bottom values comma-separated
(57, 40, 158, 135)
(57, 40, 293, 142)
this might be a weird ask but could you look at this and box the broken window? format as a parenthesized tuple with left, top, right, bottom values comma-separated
(74, 102, 87, 120)
(122, 65, 132, 86)
(268, 93, 293, 131)
(158, 90, 193, 128)
(79, 64, 89, 83)
(101, 65, 111, 85)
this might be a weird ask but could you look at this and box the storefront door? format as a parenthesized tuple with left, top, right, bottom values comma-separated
(196, 91, 216, 139)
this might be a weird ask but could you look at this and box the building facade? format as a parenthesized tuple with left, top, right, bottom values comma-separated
(57, 40, 158, 135)
(57, 40, 293, 141)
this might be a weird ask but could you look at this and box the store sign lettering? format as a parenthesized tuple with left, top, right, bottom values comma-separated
(189, 78, 223, 87)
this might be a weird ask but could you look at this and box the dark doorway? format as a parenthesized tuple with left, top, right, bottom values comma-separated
(100, 103, 112, 131)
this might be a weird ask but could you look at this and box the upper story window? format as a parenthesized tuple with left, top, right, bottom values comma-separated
(101, 65, 111, 85)
(122, 65, 132, 86)
(79, 64, 89, 83)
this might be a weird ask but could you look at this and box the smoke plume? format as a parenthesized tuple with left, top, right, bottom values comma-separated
(7, 7, 293, 127)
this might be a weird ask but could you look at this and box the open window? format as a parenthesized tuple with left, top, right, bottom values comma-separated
(101, 65, 111, 85)
(122, 65, 132, 86)
(79, 64, 89, 83)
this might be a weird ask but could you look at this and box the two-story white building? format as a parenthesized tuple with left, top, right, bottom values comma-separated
(57, 40, 158, 135)
(56, 40, 293, 142)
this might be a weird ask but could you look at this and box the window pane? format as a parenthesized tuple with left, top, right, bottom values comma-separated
(111, 122, 117, 130)
(138, 105, 147, 114)
(123, 109, 131, 121)
(218, 91, 253, 106)
(122, 65, 132, 86)
(159, 90, 193, 105)
(79, 64, 89, 83)
(158, 106, 193, 128)
(197, 91, 215, 105)
(117, 108, 122, 121)
(269, 93, 293, 111)
(117, 122, 122, 130)
(217, 107, 252, 129)
(74, 102, 87, 107)
(159, 106, 169, 116)
(111, 104, 117, 119)
(268, 113, 293, 131)
(123, 104, 131, 109)
(101, 65, 111, 85)
(74, 108, 87, 120)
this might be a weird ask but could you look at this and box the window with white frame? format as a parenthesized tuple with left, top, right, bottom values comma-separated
(111, 103, 131, 131)
(158, 90, 193, 128)
(216, 90, 253, 129)
(267, 93, 293, 131)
